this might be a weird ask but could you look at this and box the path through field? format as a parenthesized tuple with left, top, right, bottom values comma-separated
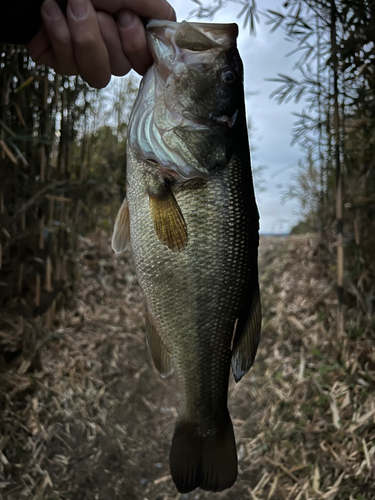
(1, 233, 374, 500)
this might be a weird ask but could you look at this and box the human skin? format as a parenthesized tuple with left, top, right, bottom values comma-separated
(26, 0, 176, 88)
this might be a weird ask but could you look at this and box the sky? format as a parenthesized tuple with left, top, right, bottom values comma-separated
(109, 1, 307, 234)
(171, 0, 305, 234)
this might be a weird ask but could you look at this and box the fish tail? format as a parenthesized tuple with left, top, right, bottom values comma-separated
(169, 411, 237, 493)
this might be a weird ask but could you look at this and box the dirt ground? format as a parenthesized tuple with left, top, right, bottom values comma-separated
(0, 233, 374, 500)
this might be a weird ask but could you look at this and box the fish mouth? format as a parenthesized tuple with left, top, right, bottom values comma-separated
(145, 20, 239, 130)
(146, 20, 238, 55)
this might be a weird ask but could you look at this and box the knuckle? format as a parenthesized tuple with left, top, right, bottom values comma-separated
(96, 10, 109, 23)
(122, 31, 145, 55)
(72, 31, 97, 48)
(58, 32, 72, 47)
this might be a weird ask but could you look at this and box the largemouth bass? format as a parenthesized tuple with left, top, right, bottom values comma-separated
(112, 20, 261, 493)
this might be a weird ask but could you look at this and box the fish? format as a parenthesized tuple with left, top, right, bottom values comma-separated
(112, 20, 261, 493)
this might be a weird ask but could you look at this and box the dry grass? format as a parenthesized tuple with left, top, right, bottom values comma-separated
(0, 233, 374, 500)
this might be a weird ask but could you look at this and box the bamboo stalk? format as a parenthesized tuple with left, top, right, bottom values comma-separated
(13, 101, 26, 127)
(60, 201, 66, 237)
(21, 210, 25, 231)
(354, 210, 360, 247)
(18, 263, 23, 294)
(43, 71, 48, 112)
(49, 74, 60, 174)
(39, 216, 45, 250)
(55, 256, 60, 280)
(1, 227, 10, 239)
(67, 142, 73, 175)
(45, 255, 54, 329)
(40, 144, 46, 183)
(46, 256, 52, 292)
(316, 17, 325, 239)
(0, 139, 18, 164)
(47, 301, 56, 330)
(75, 199, 81, 231)
(58, 86, 67, 179)
(48, 197, 54, 229)
(330, 0, 344, 336)
(62, 255, 67, 281)
(35, 273, 41, 307)
(0, 190, 3, 270)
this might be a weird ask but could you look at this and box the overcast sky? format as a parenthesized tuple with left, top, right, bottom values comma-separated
(170, 0, 306, 234)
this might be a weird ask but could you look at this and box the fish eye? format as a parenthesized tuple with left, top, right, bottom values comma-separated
(221, 70, 236, 85)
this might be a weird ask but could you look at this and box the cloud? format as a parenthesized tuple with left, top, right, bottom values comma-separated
(173, 0, 306, 233)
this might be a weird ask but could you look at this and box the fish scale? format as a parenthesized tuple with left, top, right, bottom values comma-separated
(127, 146, 258, 465)
(112, 20, 261, 493)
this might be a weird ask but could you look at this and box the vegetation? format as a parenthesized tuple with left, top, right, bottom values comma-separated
(0, 2, 374, 498)
(194, 0, 375, 336)
(1, 234, 374, 499)
(264, 0, 375, 336)
(0, 46, 137, 331)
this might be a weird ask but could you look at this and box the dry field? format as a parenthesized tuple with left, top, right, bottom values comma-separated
(0, 233, 374, 500)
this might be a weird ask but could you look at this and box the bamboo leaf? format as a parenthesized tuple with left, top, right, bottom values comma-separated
(15, 76, 35, 93)
(0, 140, 18, 164)
(8, 140, 29, 167)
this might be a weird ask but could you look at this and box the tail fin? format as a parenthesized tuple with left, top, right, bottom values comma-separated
(169, 412, 237, 493)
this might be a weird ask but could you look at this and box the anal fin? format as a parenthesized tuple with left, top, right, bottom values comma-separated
(231, 284, 262, 383)
(112, 198, 130, 253)
(145, 312, 173, 377)
(148, 183, 187, 252)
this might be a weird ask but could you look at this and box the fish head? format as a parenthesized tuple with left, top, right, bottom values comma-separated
(128, 21, 244, 180)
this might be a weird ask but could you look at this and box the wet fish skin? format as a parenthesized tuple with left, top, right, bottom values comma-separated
(127, 21, 243, 180)
(112, 20, 261, 493)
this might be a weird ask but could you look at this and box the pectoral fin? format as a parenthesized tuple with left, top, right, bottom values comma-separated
(145, 311, 173, 377)
(149, 184, 187, 252)
(112, 198, 130, 253)
(231, 285, 262, 383)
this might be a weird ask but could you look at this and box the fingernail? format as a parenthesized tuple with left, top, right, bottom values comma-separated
(42, 0, 61, 20)
(70, 0, 88, 20)
(118, 10, 135, 29)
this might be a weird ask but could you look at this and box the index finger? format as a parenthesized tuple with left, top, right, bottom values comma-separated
(90, 0, 176, 21)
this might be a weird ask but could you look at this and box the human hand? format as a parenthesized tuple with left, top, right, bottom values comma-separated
(26, 0, 176, 88)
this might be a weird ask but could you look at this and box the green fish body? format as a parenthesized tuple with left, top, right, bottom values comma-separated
(112, 20, 261, 493)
